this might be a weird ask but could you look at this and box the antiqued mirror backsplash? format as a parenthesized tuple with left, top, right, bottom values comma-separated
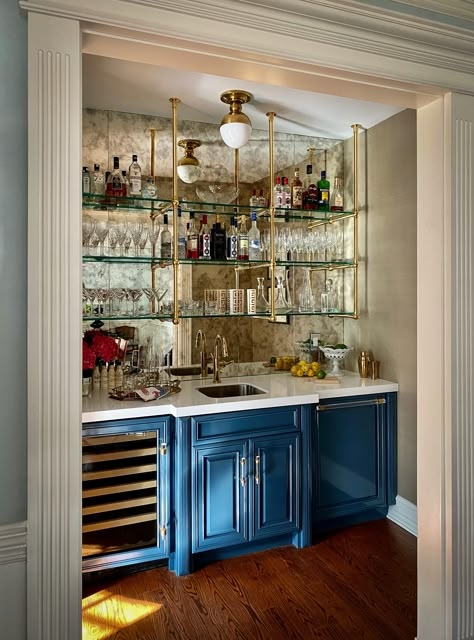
(82, 107, 352, 378)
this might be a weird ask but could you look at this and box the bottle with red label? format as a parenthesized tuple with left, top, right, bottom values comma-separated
(291, 168, 303, 209)
(186, 212, 199, 259)
(199, 214, 211, 259)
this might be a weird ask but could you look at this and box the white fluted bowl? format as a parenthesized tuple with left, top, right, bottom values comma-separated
(320, 346, 353, 377)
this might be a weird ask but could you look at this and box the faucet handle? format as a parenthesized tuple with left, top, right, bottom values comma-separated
(221, 336, 229, 358)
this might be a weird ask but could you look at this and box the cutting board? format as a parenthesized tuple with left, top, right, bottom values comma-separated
(307, 376, 341, 385)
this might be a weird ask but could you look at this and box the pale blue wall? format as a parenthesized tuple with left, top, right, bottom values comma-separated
(0, 0, 27, 525)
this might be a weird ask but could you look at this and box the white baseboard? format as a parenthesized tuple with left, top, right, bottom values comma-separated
(0, 521, 27, 565)
(388, 495, 417, 537)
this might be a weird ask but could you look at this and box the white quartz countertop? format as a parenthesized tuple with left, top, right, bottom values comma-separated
(82, 372, 398, 424)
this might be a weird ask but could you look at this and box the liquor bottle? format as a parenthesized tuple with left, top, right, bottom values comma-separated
(186, 212, 199, 259)
(91, 164, 105, 195)
(177, 207, 187, 259)
(291, 168, 303, 209)
(321, 278, 338, 313)
(142, 176, 157, 199)
(317, 170, 330, 211)
(274, 177, 283, 209)
(237, 215, 249, 260)
(258, 189, 266, 207)
(82, 166, 91, 193)
(249, 189, 259, 207)
(282, 177, 291, 208)
(248, 211, 261, 260)
(211, 213, 227, 260)
(330, 177, 344, 212)
(304, 164, 318, 212)
(160, 213, 172, 259)
(128, 154, 142, 196)
(106, 157, 127, 197)
(199, 214, 211, 260)
(227, 215, 238, 260)
(121, 171, 129, 196)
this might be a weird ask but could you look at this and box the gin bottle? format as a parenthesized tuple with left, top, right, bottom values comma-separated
(128, 154, 142, 196)
(82, 167, 91, 193)
(160, 214, 172, 259)
(91, 164, 105, 195)
(248, 211, 261, 260)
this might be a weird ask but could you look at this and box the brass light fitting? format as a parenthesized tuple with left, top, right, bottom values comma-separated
(219, 90, 253, 149)
(177, 139, 201, 183)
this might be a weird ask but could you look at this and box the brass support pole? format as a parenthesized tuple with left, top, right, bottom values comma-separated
(149, 128, 157, 311)
(170, 98, 180, 325)
(266, 112, 276, 321)
(234, 149, 239, 205)
(351, 123, 361, 320)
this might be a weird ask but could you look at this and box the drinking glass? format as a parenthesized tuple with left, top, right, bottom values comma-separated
(129, 288, 143, 316)
(109, 230, 118, 256)
(148, 225, 161, 257)
(115, 223, 129, 256)
(82, 221, 96, 256)
(143, 287, 156, 314)
(139, 228, 149, 255)
(123, 234, 132, 255)
(95, 222, 109, 256)
(130, 223, 144, 257)
(112, 288, 126, 316)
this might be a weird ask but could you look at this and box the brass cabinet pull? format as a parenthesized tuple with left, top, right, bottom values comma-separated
(160, 442, 168, 455)
(255, 455, 261, 485)
(160, 526, 167, 539)
(317, 398, 386, 412)
(240, 457, 246, 487)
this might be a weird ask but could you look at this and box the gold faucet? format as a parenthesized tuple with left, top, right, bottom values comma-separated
(195, 329, 208, 379)
(213, 334, 229, 384)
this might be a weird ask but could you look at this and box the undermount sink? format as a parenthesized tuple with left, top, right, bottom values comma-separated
(197, 383, 267, 398)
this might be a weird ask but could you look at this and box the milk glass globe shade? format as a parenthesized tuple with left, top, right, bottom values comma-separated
(220, 122, 252, 149)
(177, 163, 201, 184)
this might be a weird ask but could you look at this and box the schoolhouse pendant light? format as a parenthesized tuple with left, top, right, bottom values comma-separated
(177, 139, 202, 183)
(219, 90, 253, 149)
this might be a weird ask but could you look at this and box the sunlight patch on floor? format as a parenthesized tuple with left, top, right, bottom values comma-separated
(82, 589, 161, 639)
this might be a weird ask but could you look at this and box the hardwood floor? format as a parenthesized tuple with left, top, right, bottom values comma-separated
(82, 519, 416, 640)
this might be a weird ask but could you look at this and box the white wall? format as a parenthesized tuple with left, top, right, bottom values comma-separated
(344, 109, 417, 504)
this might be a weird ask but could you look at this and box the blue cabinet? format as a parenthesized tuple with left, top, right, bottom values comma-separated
(82, 416, 171, 572)
(191, 407, 302, 555)
(313, 393, 397, 530)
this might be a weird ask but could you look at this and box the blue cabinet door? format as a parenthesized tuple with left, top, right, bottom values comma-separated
(251, 434, 300, 540)
(314, 397, 386, 523)
(193, 441, 248, 552)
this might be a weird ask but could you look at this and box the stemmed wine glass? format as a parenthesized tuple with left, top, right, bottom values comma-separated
(139, 227, 149, 255)
(143, 287, 156, 315)
(130, 223, 144, 257)
(129, 288, 143, 316)
(115, 223, 129, 256)
(112, 288, 126, 316)
(148, 224, 160, 257)
(109, 230, 118, 256)
(95, 222, 109, 256)
(82, 221, 96, 256)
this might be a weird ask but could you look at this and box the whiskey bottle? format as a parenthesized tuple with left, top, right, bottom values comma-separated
(128, 154, 142, 196)
(317, 171, 330, 211)
(282, 177, 291, 209)
(291, 168, 303, 209)
(91, 164, 105, 195)
(237, 216, 249, 260)
(330, 177, 344, 212)
(211, 213, 226, 260)
(106, 157, 127, 197)
(227, 215, 238, 260)
(199, 214, 211, 260)
(186, 212, 199, 259)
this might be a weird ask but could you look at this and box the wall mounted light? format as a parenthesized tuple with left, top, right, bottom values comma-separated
(219, 90, 253, 149)
(177, 139, 201, 183)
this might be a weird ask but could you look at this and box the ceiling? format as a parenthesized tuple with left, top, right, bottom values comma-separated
(82, 54, 405, 140)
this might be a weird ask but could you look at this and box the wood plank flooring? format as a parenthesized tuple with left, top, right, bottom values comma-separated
(82, 519, 416, 640)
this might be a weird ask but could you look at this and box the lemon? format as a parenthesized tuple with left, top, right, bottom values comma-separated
(298, 360, 307, 367)
(296, 369, 304, 377)
(311, 362, 320, 371)
(316, 370, 327, 379)
(290, 365, 299, 375)
(307, 369, 315, 377)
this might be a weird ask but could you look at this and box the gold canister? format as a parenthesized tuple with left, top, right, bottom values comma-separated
(358, 351, 371, 378)
(371, 360, 380, 379)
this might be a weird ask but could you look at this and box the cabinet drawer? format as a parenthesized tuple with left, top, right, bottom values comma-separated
(192, 406, 300, 443)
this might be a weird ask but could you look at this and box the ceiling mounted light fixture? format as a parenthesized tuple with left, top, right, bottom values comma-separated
(177, 139, 202, 183)
(219, 90, 253, 149)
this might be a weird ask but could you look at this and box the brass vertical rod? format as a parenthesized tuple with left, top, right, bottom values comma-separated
(150, 128, 156, 178)
(351, 123, 361, 319)
(267, 112, 276, 321)
(170, 98, 180, 325)
(150, 128, 157, 312)
(234, 149, 239, 205)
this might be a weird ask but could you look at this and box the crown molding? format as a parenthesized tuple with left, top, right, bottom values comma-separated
(388, 0, 474, 23)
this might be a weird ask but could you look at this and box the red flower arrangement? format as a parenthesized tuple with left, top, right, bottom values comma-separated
(82, 330, 119, 375)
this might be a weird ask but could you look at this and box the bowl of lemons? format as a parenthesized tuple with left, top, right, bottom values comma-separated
(290, 359, 327, 379)
(319, 344, 352, 376)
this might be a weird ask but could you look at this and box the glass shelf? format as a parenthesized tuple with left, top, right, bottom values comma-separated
(82, 193, 353, 222)
(82, 309, 355, 322)
(82, 255, 355, 268)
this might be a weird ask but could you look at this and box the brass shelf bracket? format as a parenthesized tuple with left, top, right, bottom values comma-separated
(170, 97, 181, 325)
(267, 111, 276, 322)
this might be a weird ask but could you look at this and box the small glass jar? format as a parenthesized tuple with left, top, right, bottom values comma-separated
(321, 278, 339, 313)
